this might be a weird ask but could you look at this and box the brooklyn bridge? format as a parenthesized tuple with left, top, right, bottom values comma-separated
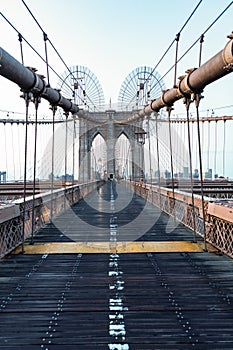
(0, 1, 233, 349)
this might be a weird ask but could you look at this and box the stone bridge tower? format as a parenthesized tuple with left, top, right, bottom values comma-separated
(78, 110, 145, 182)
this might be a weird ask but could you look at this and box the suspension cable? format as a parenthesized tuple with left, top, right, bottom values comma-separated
(199, 115, 203, 155)
(64, 111, 69, 209)
(21, 92, 32, 253)
(65, 113, 69, 184)
(167, 106, 175, 209)
(207, 120, 210, 171)
(183, 96, 197, 242)
(0, 12, 74, 94)
(72, 117, 76, 203)
(22, 0, 78, 84)
(50, 104, 57, 221)
(182, 122, 185, 173)
(214, 120, 217, 177)
(194, 92, 207, 250)
(147, 116, 153, 186)
(193, 28, 207, 249)
(10, 123, 16, 180)
(155, 113, 162, 208)
(198, 34, 204, 67)
(17, 123, 22, 179)
(223, 120, 226, 177)
(43, 32, 50, 87)
(173, 33, 180, 88)
(125, 145, 131, 180)
(20, 0, 94, 105)
(30, 95, 41, 245)
(126, 0, 203, 109)
(18, 33, 24, 65)
(149, 1, 233, 96)
(18, 26, 25, 191)
(3, 123, 9, 182)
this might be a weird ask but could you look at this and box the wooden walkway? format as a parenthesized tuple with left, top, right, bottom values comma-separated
(0, 181, 233, 349)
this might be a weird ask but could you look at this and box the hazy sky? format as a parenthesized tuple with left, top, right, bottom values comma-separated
(0, 0, 232, 114)
(0, 1, 232, 179)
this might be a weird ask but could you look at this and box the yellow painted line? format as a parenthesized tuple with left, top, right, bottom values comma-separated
(12, 241, 216, 254)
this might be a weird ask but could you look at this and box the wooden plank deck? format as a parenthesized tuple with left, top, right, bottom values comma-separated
(0, 182, 232, 349)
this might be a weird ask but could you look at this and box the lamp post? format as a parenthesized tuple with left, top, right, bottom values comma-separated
(135, 130, 147, 183)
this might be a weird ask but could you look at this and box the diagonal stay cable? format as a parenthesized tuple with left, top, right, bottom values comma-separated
(126, 0, 203, 109)
(21, 0, 96, 107)
(149, 1, 233, 96)
(0, 12, 74, 94)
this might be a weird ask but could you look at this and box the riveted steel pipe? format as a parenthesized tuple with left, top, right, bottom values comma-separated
(0, 47, 79, 114)
(133, 34, 233, 119)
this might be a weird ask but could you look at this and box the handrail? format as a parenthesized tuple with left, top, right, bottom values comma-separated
(0, 180, 104, 258)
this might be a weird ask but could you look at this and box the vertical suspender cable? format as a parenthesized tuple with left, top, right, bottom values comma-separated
(64, 113, 68, 184)
(72, 117, 76, 203)
(193, 32, 207, 249)
(223, 120, 226, 177)
(3, 123, 8, 181)
(22, 94, 31, 253)
(194, 94, 207, 250)
(17, 124, 22, 179)
(64, 112, 69, 208)
(18, 33, 24, 65)
(202, 121, 204, 164)
(10, 124, 16, 180)
(170, 30, 181, 212)
(198, 34, 204, 67)
(181, 121, 184, 173)
(183, 121, 186, 173)
(191, 119, 194, 159)
(43, 32, 50, 87)
(178, 122, 181, 172)
(18, 34, 27, 252)
(50, 105, 57, 220)
(184, 97, 197, 242)
(175, 121, 179, 171)
(207, 121, 210, 172)
(72, 86, 77, 191)
(200, 33, 205, 173)
(155, 113, 161, 208)
(125, 145, 131, 180)
(30, 96, 40, 244)
(167, 107, 175, 215)
(147, 116, 153, 186)
(214, 121, 217, 177)
(174, 33, 180, 87)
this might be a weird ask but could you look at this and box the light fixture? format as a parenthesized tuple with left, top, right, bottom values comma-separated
(135, 130, 147, 145)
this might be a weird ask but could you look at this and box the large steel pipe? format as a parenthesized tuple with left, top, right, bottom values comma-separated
(0, 47, 79, 114)
(131, 34, 233, 120)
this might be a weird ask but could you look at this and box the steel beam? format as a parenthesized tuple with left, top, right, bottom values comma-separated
(128, 34, 233, 121)
(0, 47, 79, 114)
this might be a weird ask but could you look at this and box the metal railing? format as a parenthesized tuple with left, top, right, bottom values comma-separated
(0, 181, 104, 258)
(126, 181, 233, 258)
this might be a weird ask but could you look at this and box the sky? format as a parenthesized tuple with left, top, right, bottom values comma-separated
(0, 0, 232, 113)
(0, 0, 233, 179)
